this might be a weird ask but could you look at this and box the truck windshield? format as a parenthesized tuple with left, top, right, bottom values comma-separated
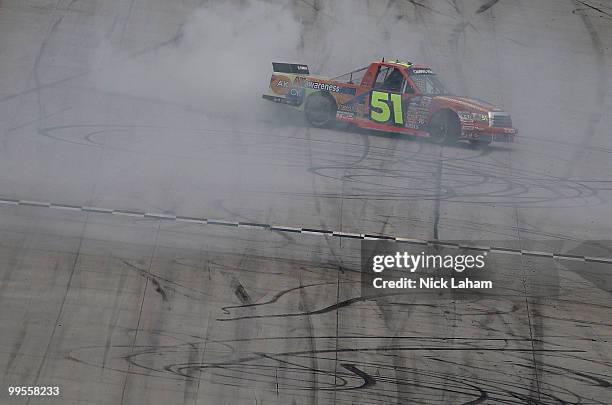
(410, 74, 449, 95)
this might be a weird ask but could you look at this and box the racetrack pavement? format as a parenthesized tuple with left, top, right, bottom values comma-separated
(0, 0, 611, 404)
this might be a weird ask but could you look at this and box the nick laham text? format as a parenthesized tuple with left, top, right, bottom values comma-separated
(372, 277, 493, 289)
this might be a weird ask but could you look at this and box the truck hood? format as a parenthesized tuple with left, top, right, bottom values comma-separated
(433, 95, 500, 113)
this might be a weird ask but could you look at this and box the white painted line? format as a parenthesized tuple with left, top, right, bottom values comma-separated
(237, 222, 269, 229)
(553, 254, 585, 261)
(301, 229, 330, 235)
(489, 247, 522, 255)
(175, 216, 207, 224)
(19, 200, 51, 207)
(332, 231, 364, 239)
(82, 206, 114, 213)
(429, 241, 460, 249)
(112, 210, 145, 217)
(394, 237, 428, 245)
(207, 219, 239, 226)
(50, 204, 83, 211)
(364, 235, 395, 241)
(585, 256, 612, 264)
(1, 196, 612, 266)
(144, 212, 177, 220)
(458, 244, 491, 251)
(270, 225, 302, 233)
(521, 250, 554, 257)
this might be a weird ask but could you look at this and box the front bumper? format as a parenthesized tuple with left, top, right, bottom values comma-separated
(462, 125, 518, 143)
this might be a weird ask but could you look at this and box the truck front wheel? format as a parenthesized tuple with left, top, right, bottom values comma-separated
(305, 92, 336, 127)
(429, 110, 459, 145)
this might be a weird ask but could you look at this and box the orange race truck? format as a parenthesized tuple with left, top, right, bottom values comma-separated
(262, 60, 517, 145)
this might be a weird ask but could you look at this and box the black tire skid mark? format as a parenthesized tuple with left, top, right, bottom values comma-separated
(339, 130, 404, 251)
(304, 121, 353, 403)
(211, 197, 298, 247)
(296, 272, 322, 404)
(28, 1, 63, 126)
(518, 134, 612, 156)
(36, 123, 494, 167)
(513, 361, 611, 388)
(221, 281, 338, 313)
(39, 124, 292, 160)
(150, 346, 588, 403)
(449, 16, 472, 97)
(66, 331, 606, 403)
(218, 295, 376, 322)
(523, 7, 607, 397)
(217, 286, 526, 322)
(231, 277, 252, 305)
(31, 122, 612, 167)
(301, 156, 601, 207)
(0, 23, 186, 105)
(562, 3, 606, 180)
(342, 133, 423, 251)
(172, 231, 297, 265)
(431, 354, 611, 393)
(476, 0, 499, 14)
(404, 0, 459, 19)
(122, 259, 209, 302)
(65, 328, 237, 380)
(420, 5, 564, 396)
(209, 253, 351, 278)
(168, 359, 355, 394)
(573, 0, 612, 19)
(36, 124, 608, 209)
(331, 353, 589, 404)
(303, 136, 601, 206)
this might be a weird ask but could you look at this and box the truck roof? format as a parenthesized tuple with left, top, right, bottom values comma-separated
(380, 60, 433, 73)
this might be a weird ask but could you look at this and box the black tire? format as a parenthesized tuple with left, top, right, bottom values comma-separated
(305, 92, 336, 127)
(469, 139, 492, 147)
(429, 110, 460, 145)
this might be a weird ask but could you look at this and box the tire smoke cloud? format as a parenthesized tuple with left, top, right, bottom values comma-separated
(90, 0, 426, 121)
(91, 0, 303, 118)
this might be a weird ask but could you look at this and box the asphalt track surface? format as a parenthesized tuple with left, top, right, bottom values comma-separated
(0, 0, 611, 404)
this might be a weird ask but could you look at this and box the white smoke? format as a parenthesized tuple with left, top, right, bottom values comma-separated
(91, 0, 304, 118)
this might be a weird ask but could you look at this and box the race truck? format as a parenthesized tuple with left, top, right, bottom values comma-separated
(262, 60, 517, 145)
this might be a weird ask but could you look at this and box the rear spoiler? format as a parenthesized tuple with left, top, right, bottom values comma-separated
(272, 62, 309, 75)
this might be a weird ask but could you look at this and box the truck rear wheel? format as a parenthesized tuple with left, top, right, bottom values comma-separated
(469, 138, 492, 147)
(305, 92, 336, 127)
(429, 110, 459, 145)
